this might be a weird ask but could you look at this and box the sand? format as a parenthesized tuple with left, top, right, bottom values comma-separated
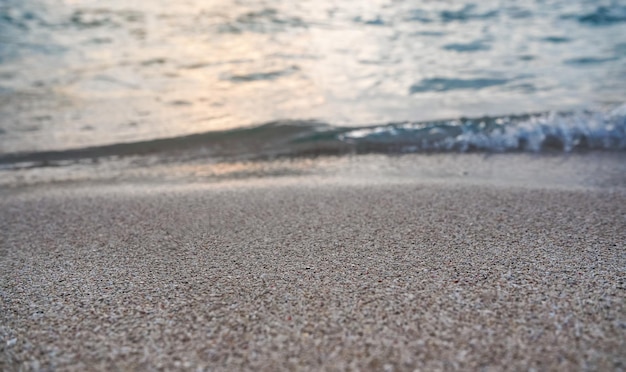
(1, 165, 625, 370)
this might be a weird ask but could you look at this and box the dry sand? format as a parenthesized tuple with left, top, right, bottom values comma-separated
(1, 171, 625, 370)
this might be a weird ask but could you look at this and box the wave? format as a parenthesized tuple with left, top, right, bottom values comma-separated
(339, 104, 626, 153)
(1, 105, 625, 170)
(574, 5, 626, 26)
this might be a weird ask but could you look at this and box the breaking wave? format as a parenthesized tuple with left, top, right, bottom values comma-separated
(1, 105, 625, 170)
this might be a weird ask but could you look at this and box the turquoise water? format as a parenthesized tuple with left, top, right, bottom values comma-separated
(0, 0, 625, 159)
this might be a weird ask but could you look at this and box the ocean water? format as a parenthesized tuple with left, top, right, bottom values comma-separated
(1, 0, 626, 166)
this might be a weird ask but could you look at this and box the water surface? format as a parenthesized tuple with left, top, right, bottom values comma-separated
(0, 0, 625, 154)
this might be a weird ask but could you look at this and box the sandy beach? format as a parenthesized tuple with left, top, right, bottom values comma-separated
(1, 155, 625, 371)
(2, 0, 625, 368)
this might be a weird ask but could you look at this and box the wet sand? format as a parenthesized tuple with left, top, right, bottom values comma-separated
(1, 173, 625, 370)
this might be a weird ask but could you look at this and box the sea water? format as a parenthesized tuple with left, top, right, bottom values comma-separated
(0, 0, 625, 162)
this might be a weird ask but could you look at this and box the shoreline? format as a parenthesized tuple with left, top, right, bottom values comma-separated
(1, 152, 626, 192)
(1, 161, 625, 370)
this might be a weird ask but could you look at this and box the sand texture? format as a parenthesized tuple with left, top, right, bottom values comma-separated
(1, 180, 625, 371)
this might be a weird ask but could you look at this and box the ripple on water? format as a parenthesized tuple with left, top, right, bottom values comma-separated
(409, 77, 510, 94)
(442, 40, 491, 53)
(541, 36, 571, 44)
(217, 8, 306, 34)
(564, 56, 618, 65)
(575, 5, 626, 26)
(440, 4, 498, 22)
(68, 9, 144, 29)
(225, 66, 300, 83)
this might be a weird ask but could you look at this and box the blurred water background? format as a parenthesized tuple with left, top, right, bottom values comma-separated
(0, 0, 625, 160)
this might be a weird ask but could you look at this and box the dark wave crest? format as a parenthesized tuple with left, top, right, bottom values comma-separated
(1, 105, 625, 170)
